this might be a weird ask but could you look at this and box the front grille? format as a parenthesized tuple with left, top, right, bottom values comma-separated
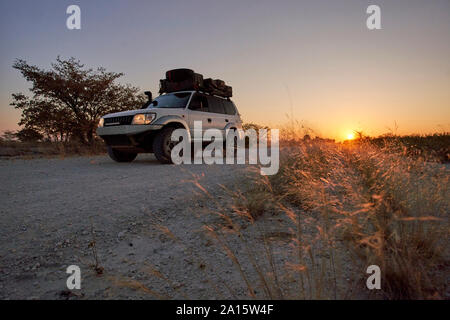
(104, 115, 133, 126)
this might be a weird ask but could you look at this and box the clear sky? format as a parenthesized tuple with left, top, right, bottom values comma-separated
(1, 0, 449, 140)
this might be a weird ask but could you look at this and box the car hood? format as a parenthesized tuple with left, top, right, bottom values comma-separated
(102, 109, 152, 118)
(102, 107, 186, 119)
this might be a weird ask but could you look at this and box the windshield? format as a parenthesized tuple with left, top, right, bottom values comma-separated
(150, 92, 191, 109)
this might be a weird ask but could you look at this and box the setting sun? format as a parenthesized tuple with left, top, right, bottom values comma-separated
(346, 133, 355, 140)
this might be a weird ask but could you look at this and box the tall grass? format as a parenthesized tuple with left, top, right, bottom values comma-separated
(126, 129, 449, 300)
(203, 131, 448, 299)
(236, 136, 449, 299)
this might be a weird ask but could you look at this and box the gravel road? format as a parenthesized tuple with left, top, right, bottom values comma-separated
(0, 153, 384, 300)
(0, 154, 252, 299)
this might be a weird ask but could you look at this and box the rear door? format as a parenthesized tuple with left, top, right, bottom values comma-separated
(223, 99, 240, 125)
(206, 96, 228, 135)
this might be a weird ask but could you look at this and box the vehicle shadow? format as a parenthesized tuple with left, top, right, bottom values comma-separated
(94, 154, 163, 167)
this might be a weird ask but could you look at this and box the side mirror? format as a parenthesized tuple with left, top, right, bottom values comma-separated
(152, 100, 158, 106)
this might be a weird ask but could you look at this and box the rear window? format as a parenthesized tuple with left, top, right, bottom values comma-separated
(207, 96, 226, 114)
(223, 100, 236, 115)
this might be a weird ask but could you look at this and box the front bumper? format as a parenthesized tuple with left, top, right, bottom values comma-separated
(96, 124, 163, 136)
(97, 124, 163, 149)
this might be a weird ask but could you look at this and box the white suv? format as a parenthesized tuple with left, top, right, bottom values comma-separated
(97, 91, 243, 164)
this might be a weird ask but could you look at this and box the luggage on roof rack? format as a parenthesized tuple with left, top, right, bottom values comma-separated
(159, 69, 232, 98)
(159, 69, 203, 94)
(203, 78, 232, 98)
(166, 69, 194, 82)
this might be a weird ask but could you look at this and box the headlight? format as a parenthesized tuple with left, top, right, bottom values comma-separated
(98, 118, 104, 128)
(132, 113, 156, 125)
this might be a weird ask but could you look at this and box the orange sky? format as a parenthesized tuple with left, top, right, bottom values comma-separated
(1, 0, 449, 141)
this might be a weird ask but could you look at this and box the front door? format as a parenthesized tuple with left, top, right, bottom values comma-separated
(187, 92, 212, 142)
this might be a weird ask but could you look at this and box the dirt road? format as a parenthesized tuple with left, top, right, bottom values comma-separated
(0, 154, 251, 299)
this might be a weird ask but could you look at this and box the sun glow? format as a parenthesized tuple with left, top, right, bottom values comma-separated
(346, 133, 355, 140)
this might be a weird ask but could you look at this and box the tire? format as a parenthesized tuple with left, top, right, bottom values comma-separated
(153, 127, 181, 164)
(107, 146, 137, 163)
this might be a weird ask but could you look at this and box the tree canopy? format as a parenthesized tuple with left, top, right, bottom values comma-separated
(11, 57, 145, 144)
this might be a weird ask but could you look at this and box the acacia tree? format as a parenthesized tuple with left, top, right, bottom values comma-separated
(11, 57, 145, 144)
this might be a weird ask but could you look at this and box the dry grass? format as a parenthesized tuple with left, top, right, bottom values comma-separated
(233, 136, 449, 299)
(342, 142, 449, 299)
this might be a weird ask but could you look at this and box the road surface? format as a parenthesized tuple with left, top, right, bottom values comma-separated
(0, 154, 251, 299)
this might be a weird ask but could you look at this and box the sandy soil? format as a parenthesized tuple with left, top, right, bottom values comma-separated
(0, 154, 258, 299)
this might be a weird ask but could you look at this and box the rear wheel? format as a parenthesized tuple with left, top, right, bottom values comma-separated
(107, 146, 137, 162)
(153, 127, 183, 164)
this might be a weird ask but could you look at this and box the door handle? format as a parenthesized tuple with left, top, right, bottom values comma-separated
(207, 118, 212, 123)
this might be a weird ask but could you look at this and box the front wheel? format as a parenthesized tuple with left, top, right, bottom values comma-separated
(107, 146, 137, 162)
(153, 127, 179, 164)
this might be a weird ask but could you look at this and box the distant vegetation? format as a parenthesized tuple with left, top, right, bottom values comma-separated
(0, 134, 105, 158)
(282, 122, 449, 163)
(366, 133, 450, 163)
(2, 118, 449, 162)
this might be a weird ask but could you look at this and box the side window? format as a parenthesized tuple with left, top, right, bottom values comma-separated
(188, 93, 209, 112)
(207, 96, 226, 114)
(223, 100, 236, 115)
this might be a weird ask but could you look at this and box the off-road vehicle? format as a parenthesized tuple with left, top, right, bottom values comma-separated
(97, 69, 242, 164)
